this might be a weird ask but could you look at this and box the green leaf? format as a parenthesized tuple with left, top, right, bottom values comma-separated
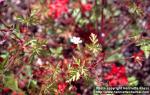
(16, 9, 38, 26)
(129, 3, 143, 16)
(86, 33, 102, 55)
(47, 29, 55, 35)
(66, 69, 81, 82)
(106, 53, 124, 63)
(40, 0, 45, 3)
(25, 39, 47, 56)
(25, 65, 32, 76)
(78, 19, 89, 26)
(73, 57, 81, 66)
(50, 47, 63, 58)
(66, 63, 89, 83)
(137, 39, 150, 58)
(128, 76, 139, 86)
(28, 80, 37, 88)
(30, 9, 38, 17)
(141, 45, 150, 58)
(0, 53, 9, 71)
(72, 8, 80, 17)
(114, 10, 121, 16)
(4, 74, 19, 91)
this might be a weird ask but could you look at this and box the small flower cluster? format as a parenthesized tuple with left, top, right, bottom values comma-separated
(70, 36, 82, 45)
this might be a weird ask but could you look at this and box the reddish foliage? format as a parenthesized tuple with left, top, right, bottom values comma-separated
(11, 91, 24, 95)
(132, 50, 144, 63)
(104, 64, 128, 86)
(2, 87, 11, 94)
(58, 82, 67, 92)
(48, 0, 69, 19)
(0, 56, 4, 63)
(0, 0, 150, 94)
(81, 3, 92, 13)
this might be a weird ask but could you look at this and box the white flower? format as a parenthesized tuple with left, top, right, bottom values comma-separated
(70, 36, 82, 44)
(101, 33, 105, 37)
(36, 58, 43, 66)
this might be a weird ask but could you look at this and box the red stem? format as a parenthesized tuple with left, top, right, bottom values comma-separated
(101, 0, 105, 33)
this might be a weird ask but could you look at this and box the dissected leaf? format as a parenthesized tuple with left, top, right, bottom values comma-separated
(86, 33, 102, 55)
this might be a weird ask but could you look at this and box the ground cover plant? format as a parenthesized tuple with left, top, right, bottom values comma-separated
(0, 0, 150, 95)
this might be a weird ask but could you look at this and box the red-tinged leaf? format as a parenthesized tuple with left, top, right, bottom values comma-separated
(104, 64, 128, 86)
(72, 64, 79, 68)
(0, 56, 4, 63)
(104, 74, 113, 80)
(118, 77, 128, 86)
(58, 82, 67, 92)
(81, 4, 92, 13)
(109, 79, 117, 87)
(2, 87, 11, 93)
